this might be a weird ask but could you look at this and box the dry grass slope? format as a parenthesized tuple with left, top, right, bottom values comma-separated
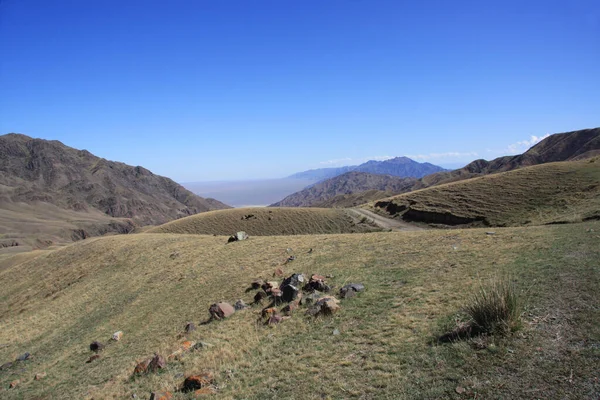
(149, 207, 381, 236)
(368, 159, 600, 227)
(0, 222, 599, 398)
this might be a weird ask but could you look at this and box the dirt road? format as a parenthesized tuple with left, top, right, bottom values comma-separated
(346, 208, 425, 232)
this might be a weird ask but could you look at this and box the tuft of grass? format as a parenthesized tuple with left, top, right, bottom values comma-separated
(465, 277, 522, 335)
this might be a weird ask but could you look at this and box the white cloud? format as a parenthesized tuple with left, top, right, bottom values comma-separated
(405, 151, 479, 161)
(505, 134, 551, 154)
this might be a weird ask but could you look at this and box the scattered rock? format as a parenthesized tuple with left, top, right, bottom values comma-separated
(285, 255, 296, 263)
(90, 341, 104, 352)
(280, 273, 305, 288)
(253, 291, 267, 303)
(34, 372, 47, 380)
(267, 314, 284, 325)
(9, 380, 19, 389)
(193, 387, 217, 395)
(227, 231, 250, 243)
(303, 275, 331, 292)
(133, 358, 151, 374)
(281, 284, 299, 302)
(307, 296, 340, 316)
(485, 231, 496, 235)
(339, 283, 365, 299)
(169, 252, 180, 259)
(87, 354, 101, 363)
(250, 279, 264, 290)
(148, 354, 166, 372)
(0, 362, 13, 370)
(261, 307, 278, 318)
(241, 214, 255, 220)
(281, 299, 300, 315)
(112, 331, 123, 341)
(300, 291, 322, 306)
(192, 342, 213, 350)
(209, 302, 235, 320)
(455, 386, 466, 394)
(308, 248, 313, 254)
(333, 329, 340, 336)
(185, 322, 197, 333)
(181, 341, 195, 351)
(16, 352, 31, 361)
(149, 392, 173, 400)
(182, 372, 215, 392)
(273, 267, 284, 277)
(234, 300, 249, 310)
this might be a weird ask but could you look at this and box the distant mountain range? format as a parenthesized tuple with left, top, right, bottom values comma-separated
(288, 157, 446, 181)
(273, 127, 600, 208)
(0, 133, 230, 247)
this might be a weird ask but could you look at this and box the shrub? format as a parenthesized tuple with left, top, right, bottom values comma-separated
(464, 278, 522, 335)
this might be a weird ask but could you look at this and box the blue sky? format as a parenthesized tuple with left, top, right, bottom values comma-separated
(1, 0, 598, 181)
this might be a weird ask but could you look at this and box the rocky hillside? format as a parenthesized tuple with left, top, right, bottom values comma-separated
(0, 133, 229, 247)
(275, 127, 600, 208)
(271, 172, 417, 207)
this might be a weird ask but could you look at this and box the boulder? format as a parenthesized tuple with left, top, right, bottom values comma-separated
(182, 372, 214, 392)
(339, 283, 365, 299)
(90, 342, 104, 352)
(307, 296, 341, 316)
(281, 284, 299, 302)
(112, 331, 123, 341)
(209, 302, 235, 320)
(280, 273, 305, 288)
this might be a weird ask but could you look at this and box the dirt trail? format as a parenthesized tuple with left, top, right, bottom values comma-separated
(346, 208, 425, 232)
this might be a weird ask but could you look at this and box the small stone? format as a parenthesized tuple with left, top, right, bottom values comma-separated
(281, 299, 300, 315)
(261, 307, 278, 317)
(273, 267, 284, 277)
(182, 372, 215, 392)
(455, 386, 466, 394)
(250, 279, 263, 290)
(267, 314, 284, 325)
(133, 358, 151, 374)
(149, 392, 173, 400)
(87, 354, 101, 363)
(333, 329, 340, 335)
(169, 252, 179, 259)
(234, 300, 249, 310)
(0, 362, 13, 370)
(112, 331, 123, 341)
(16, 352, 31, 361)
(90, 341, 104, 352)
(34, 372, 47, 380)
(253, 291, 267, 303)
(209, 302, 235, 320)
(486, 231, 496, 235)
(236, 231, 248, 241)
(285, 255, 295, 263)
(9, 380, 19, 389)
(192, 342, 213, 350)
(185, 322, 197, 333)
(340, 283, 365, 299)
(148, 354, 166, 372)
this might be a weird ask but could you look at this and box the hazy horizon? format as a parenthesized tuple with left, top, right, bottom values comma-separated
(1, 1, 598, 181)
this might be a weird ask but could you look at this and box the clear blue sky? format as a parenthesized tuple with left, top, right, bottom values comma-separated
(1, 0, 598, 181)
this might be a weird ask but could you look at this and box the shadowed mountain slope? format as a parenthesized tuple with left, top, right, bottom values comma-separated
(0, 133, 229, 248)
(271, 172, 417, 207)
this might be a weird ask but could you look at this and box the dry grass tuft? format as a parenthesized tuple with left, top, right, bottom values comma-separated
(465, 277, 522, 335)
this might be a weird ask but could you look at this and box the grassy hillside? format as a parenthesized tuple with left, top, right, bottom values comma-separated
(149, 207, 381, 236)
(0, 223, 598, 398)
(368, 159, 600, 227)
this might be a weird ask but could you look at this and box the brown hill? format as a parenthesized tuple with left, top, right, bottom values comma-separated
(367, 158, 600, 227)
(271, 172, 417, 207)
(148, 206, 381, 236)
(0, 133, 230, 249)
(274, 127, 600, 208)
